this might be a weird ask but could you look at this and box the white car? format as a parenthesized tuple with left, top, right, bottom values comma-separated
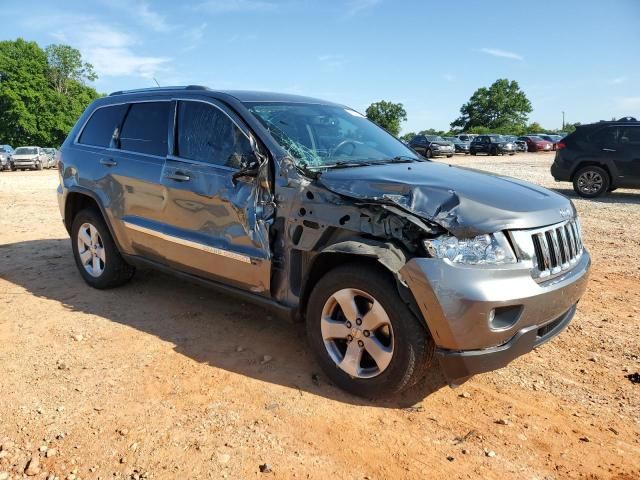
(12, 146, 49, 170)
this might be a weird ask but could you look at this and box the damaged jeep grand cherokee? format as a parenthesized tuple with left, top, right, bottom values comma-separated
(57, 86, 590, 398)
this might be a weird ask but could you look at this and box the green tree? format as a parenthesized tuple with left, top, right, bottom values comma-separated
(418, 128, 446, 137)
(451, 79, 532, 132)
(45, 44, 97, 95)
(399, 131, 416, 142)
(366, 100, 407, 136)
(526, 122, 545, 133)
(0, 39, 100, 147)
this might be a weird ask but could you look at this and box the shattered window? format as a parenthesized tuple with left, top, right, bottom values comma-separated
(176, 101, 252, 169)
(245, 102, 419, 168)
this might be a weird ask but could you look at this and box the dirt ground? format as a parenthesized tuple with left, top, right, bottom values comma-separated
(0, 152, 638, 480)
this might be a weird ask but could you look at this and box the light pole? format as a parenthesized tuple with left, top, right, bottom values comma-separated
(562, 111, 565, 130)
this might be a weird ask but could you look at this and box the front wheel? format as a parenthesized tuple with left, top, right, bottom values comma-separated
(425, 149, 433, 158)
(71, 208, 135, 289)
(573, 166, 610, 198)
(306, 264, 434, 399)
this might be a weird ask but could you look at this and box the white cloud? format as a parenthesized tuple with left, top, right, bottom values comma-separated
(195, 0, 275, 13)
(479, 48, 523, 61)
(617, 97, 640, 109)
(346, 0, 382, 16)
(43, 17, 171, 79)
(609, 76, 628, 85)
(318, 54, 347, 69)
(442, 73, 456, 82)
(182, 23, 208, 51)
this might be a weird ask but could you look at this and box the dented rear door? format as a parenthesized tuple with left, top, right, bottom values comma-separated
(156, 98, 272, 294)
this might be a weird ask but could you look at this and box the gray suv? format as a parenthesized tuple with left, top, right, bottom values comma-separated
(57, 86, 590, 398)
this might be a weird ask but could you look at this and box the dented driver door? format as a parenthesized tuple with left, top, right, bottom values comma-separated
(156, 98, 272, 294)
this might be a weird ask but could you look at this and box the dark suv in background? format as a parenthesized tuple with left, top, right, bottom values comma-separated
(56, 86, 590, 399)
(408, 135, 454, 158)
(470, 135, 515, 156)
(551, 117, 640, 197)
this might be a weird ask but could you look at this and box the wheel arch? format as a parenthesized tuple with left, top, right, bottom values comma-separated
(297, 240, 425, 328)
(570, 161, 613, 184)
(64, 188, 123, 252)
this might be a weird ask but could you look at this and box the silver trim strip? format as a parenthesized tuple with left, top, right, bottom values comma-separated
(123, 221, 252, 264)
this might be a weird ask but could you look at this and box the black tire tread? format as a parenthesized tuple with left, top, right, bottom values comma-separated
(306, 263, 435, 399)
(70, 208, 135, 289)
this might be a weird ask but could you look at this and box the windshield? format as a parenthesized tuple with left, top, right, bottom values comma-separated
(245, 102, 419, 168)
(489, 135, 504, 142)
(443, 137, 459, 142)
(45, 148, 55, 154)
(15, 147, 37, 155)
(425, 135, 445, 142)
(529, 136, 544, 141)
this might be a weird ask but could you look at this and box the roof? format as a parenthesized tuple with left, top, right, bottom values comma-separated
(108, 85, 341, 106)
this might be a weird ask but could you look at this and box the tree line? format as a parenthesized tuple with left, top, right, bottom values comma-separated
(365, 78, 580, 141)
(0, 39, 100, 148)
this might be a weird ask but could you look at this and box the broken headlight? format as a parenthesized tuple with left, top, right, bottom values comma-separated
(423, 232, 516, 265)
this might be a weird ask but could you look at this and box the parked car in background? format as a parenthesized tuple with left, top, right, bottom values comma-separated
(0, 145, 14, 171)
(503, 135, 527, 152)
(44, 148, 58, 168)
(12, 146, 49, 170)
(551, 117, 640, 198)
(443, 136, 470, 154)
(470, 135, 516, 156)
(456, 134, 477, 143)
(518, 136, 553, 152)
(409, 134, 454, 158)
(534, 134, 563, 150)
(56, 86, 590, 399)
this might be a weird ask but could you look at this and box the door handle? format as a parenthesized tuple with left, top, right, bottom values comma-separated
(165, 172, 191, 182)
(100, 158, 117, 167)
(602, 148, 617, 152)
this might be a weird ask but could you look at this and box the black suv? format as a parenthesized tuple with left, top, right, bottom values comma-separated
(551, 117, 640, 197)
(56, 86, 590, 399)
(408, 135, 454, 158)
(470, 135, 515, 156)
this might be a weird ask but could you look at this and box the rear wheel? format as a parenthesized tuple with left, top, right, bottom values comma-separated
(36, 161, 43, 170)
(306, 264, 434, 399)
(573, 166, 609, 198)
(71, 208, 135, 289)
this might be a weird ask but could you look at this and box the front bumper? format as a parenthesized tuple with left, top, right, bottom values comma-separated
(432, 148, 454, 156)
(13, 160, 37, 168)
(400, 250, 590, 382)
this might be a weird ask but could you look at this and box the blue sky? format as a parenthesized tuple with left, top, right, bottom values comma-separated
(1, 0, 639, 132)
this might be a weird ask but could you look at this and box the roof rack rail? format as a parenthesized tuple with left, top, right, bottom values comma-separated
(109, 85, 209, 96)
(616, 116, 637, 122)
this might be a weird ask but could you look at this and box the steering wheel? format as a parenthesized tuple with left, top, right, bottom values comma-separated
(330, 140, 360, 159)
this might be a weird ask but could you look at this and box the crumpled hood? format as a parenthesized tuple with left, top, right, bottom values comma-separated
(318, 161, 575, 238)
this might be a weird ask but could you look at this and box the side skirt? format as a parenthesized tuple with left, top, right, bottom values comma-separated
(122, 254, 296, 323)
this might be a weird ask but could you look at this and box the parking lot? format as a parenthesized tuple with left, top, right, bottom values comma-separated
(0, 153, 638, 479)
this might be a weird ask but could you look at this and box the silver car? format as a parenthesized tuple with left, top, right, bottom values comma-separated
(56, 87, 591, 399)
(12, 146, 49, 170)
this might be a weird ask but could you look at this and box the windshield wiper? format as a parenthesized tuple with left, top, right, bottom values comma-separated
(317, 160, 375, 169)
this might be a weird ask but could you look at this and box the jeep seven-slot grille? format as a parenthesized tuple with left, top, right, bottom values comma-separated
(531, 219, 583, 279)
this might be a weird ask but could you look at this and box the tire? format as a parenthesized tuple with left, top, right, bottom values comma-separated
(306, 263, 435, 399)
(425, 149, 433, 159)
(446, 154, 453, 158)
(573, 166, 610, 198)
(470, 151, 476, 156)
(71, 208, 135, 289)
(490, 147, 498, 156)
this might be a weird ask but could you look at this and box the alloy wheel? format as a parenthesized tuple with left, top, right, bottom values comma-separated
(77, 222, 106, 277)
(577, 170, 603, 195)
(320, 288, 394, 379)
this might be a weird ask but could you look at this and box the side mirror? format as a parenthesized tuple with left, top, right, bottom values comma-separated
(232, 151, 263, 184)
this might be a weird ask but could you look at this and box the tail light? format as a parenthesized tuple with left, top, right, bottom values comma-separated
(556, 142, 566, 150)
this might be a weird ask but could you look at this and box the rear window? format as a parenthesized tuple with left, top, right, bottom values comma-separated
(119, 102, 170, 156)
(79, 104, 127, 147)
